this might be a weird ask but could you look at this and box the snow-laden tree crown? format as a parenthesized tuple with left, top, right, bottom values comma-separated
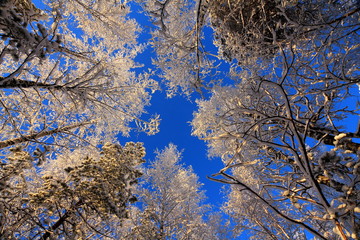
(1, 0, 359, 239)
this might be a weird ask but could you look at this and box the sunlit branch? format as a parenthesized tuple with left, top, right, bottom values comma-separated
(0, 121, 93, 149)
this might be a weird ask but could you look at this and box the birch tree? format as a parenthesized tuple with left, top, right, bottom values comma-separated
(0, 0, 159, 157)
(192, 73, 359, 239)
(0, 1, 157, 238)
(186, 1, 360, 239)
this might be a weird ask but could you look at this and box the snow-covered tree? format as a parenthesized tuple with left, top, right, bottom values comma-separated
(159, 1, 360, 239)
(0, 0, 50, 61)
(0, 141, 145, 239)
(1, 0, 358, 239)
(127, 0, 359, 237)
(136, 0, 221, 96)
(0, 0, 159, 158)
(0, 1, 159, 238)
(124, 144, 221, 240)
(139, 0, 359, 92)
(192, 73, 360, 239)
(207, 0, 359, 63)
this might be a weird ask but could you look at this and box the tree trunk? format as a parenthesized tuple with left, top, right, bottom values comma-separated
(0, 121, 93, 149)
(297, 123, 360, 153)
(40, 211, 70, 240)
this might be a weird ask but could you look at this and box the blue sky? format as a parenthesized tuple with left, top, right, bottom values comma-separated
(32, 0, 227, 211)
(120, 90, 227, 207)
(19, 1, 359, 239)
(120, 2, 229, 208)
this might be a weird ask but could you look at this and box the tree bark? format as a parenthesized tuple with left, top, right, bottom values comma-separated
(40, 211, 70, 240)
(296, 123, 360, 152)
(0, 121, 93, 149)
(0, 77, 67, 90)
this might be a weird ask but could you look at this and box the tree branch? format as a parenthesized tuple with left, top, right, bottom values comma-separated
(0, 121, 94, 149)
(209, 172, 327, 240)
